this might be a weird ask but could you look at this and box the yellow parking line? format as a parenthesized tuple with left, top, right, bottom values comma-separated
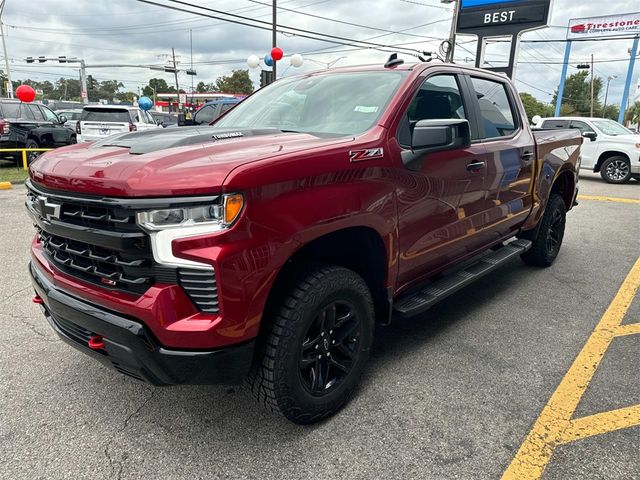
(577, 195, 640, 205)
(557, 404, 640, 444)
(502, 257, 640, 480)
(615, 323, 640, 337)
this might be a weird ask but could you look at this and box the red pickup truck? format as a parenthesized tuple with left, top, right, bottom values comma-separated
(26, 61, 581, 424)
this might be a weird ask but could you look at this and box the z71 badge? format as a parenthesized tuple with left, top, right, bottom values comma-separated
(349, 148, 384, 162)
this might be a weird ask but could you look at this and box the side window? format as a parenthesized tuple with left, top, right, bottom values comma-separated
(194, 105, 218, 125)
(399, 74, 467, 146)
(40, 106, 58, 122)
(131, 111, 140, 123)
(470, 77, 517, 139)
(22, 104, 44, 122)
(219, 103, 235, 115)
(569, 121, 592, 134)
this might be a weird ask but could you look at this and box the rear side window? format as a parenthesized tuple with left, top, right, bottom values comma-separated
(81, 108, 131, 122)
(470, 77, 517, 139)
(194, 105, 218, 125)
(0, 103, 26, 118)
(219, 103, 235, 115)
(541, 120, 569, 129)
(27, 104, 44, 120)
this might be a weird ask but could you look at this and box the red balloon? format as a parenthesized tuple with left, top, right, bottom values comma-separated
(16, 84, 36, 103)
(270, 47, 284, 61)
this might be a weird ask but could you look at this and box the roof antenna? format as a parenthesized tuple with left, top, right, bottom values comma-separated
(384, 53, 404, 69)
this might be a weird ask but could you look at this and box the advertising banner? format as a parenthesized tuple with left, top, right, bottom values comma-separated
(567, 12, 640, 39)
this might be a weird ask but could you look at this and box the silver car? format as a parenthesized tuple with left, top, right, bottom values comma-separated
(54, 109, 83, 129)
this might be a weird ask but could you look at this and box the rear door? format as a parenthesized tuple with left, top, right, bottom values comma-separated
(464, 74, 535, 244)
(80, 108, 131, 139)
(396, 71, 490, 288)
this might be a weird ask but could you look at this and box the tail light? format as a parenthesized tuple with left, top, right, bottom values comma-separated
(0, 119, 10, 135)
(75, 120, 81, 134)
(129, 123, 137, 132)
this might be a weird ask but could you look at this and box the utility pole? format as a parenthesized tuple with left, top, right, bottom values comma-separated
(79, 59, 88, 104)
(189, 29, 194, 107)
(442, 0, 458, 63)
(272, 0, 277, 80)
(603, 75, 616, 118)
(171, 47, 180, 111)
(0, 0, 13, 98)
(590, 54, 595, 117)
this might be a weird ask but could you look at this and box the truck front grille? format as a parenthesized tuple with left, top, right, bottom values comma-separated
(27, 181, 219, 311)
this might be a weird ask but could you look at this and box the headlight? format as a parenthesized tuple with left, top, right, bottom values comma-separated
(136, 193, 243, 231)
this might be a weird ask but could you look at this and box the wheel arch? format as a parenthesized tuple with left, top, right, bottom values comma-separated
(550, 169, 576, 211)
(594, 151, 629, 173)
(258, 226, 391, 343)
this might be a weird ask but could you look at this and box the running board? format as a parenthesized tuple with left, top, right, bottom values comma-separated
(393, 239, 532, 318)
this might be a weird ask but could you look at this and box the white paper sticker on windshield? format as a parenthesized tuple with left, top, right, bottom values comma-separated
(354, 106, 379, 113)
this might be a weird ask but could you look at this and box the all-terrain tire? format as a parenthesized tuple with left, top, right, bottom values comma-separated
(248, 265, 375, 424)
(521, 194, 566, 267)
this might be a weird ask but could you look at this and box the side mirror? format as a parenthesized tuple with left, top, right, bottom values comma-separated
(582, 131, 597, 142)
(412, 119, 471, 151)
(58, 115, 67, 124)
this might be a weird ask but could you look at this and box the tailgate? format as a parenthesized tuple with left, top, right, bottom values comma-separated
(80, 121, 129, 137)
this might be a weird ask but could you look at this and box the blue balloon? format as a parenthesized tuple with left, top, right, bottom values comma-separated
(264, 54, 274, 67)
(138, 96, 153, 111)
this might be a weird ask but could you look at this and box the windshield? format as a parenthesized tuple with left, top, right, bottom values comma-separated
(214, 71, 407, 136)
(591, 119, 634, 136)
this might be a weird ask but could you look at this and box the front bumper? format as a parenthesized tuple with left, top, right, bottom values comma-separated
(30, 261, 255, 385)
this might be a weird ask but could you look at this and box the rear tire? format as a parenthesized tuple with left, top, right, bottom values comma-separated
(600, 156, 631, 184)
(248, 265, 375, 424)
(25, 139, 41, 165)
(521, 194, 566, 267)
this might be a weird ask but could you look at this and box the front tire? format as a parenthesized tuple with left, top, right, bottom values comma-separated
(25, 139, 41, 165)
(249, 265, 375, 424)
(600, 156, 631, 184)
(521, 194, 566, 267)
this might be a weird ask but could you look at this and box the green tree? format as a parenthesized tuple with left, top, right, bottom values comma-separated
(552, 70, 603, 117)
(519, 92, 554, 123)
(115, 91, 137, 103)
(213, 70, 253, 95)
(600, 104, 620, 121)
(142, 78, 175, 97)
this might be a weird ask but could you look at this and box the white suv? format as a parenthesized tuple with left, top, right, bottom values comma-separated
(534, 116, 640, 184)
(77, 105, 162, 142)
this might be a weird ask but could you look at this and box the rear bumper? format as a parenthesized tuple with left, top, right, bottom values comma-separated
(30, 261, 255, 385)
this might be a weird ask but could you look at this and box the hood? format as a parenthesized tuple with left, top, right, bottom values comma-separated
(29, 127, 354, 197)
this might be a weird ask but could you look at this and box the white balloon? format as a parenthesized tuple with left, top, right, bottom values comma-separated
(247, 55, 260, 69)
(290, 54, 304, 68)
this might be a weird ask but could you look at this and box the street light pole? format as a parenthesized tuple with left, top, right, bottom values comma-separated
(0, 0, 13, 98)
(603, 75, 617, 118)
(590, 54, 595, 117)
(272, 0, 277, 80)
(442, 0, 458, 63)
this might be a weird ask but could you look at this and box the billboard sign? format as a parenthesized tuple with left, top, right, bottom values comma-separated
(457, 0, 551, 36)
(567, 12, 640, 40)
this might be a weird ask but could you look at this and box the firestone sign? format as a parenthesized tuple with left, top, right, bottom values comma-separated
(567, 12, 640, 39)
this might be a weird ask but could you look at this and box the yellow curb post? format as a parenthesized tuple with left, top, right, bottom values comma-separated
(0, 181, 12, 189)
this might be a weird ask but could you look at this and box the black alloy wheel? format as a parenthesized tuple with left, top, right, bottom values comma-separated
(299, 300, 361, 394)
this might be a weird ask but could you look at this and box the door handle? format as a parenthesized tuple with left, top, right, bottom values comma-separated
(521, 151, 534, 161)
(466, 161, 485, 171)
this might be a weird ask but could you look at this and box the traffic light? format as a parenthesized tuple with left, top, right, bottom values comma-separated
(260, 70, 274, 88)
(576, 64, 591, 69)
(87, 75, 95, 89)
(185, 69, 197, 76)
(58, 56, 67, 63)
(164, 66, 177, 73)
(38, 56, 46, 63)
(26, 57, 34, 64)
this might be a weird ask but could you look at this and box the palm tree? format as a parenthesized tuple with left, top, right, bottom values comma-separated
(624, 100, 640, 127)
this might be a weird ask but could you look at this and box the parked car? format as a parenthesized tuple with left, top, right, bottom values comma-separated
(534, 116, 640, 184)
(178, 98, 241, 126)
(76, 105, 162, 142)
(150, 111, 178, 128)
(0, 99, 76, 164)
(54, 109, 83, 129)
(27, 62, 580, 424)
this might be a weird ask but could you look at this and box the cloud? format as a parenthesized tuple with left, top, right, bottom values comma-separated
(3, 0, 638, 107)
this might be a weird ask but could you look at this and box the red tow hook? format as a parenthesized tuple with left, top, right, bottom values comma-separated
(32, 295, 44, 304)
(88, 335, 106, 350)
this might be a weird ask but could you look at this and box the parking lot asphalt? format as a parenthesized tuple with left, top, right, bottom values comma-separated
(0, 172, 638, 480)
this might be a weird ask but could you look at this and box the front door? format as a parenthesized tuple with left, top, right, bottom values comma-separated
(569, 119, 598, 169)
(396, 73, 490, 290)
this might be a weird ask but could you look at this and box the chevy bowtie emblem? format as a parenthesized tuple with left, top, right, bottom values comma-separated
(36, 196, 62, 221)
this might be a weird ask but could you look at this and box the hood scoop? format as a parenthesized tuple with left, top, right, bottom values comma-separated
(90, 126, 283, 155)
